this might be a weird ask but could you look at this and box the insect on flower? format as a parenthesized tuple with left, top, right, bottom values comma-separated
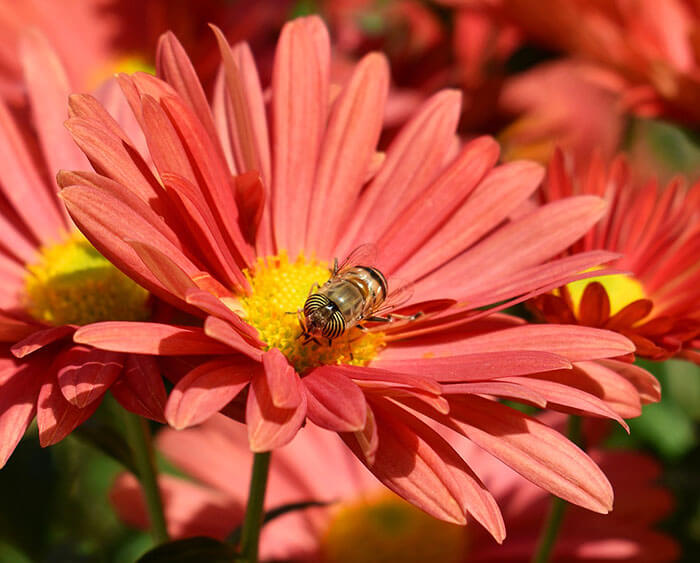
(298, 244, 418, 345)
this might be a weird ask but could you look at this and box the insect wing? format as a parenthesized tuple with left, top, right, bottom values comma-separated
(335, 243, 378, 276)
(374, 278, 414, 315)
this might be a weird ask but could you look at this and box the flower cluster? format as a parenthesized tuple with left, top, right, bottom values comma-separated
(0, 4, 694, 561)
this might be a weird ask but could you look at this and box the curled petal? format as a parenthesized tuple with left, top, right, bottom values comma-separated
(165, 358, 255, 430)
(303, 367, 367, 432)
(246, 371, 307, 452)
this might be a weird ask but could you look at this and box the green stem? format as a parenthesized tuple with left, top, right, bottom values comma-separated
(122, 410, 169, 545)
(532, 416, 583, 563)
(238, 451, 272, 562)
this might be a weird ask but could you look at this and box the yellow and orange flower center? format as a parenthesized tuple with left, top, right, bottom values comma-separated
(24, 232, 150, 326)
(239, 253, 385, 374)
(321, 493, 468, 563)
(566, 271, 648, 318)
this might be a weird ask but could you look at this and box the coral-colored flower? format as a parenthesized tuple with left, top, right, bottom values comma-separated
(111, 415, 679, 561)
(59, 17, 660, 538)
(531, 150, 700, 363)
(499, 61, 625, 169)
(0, 32, 168, 468)
(0, 0, 290, 102)
(489, 0, 700, 124)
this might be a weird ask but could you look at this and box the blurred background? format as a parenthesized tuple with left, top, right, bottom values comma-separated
(0, 0, 699, 561)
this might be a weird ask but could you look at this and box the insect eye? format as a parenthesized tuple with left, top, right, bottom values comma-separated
(322, 310, 345, 339)
(304, 293, 329, 316)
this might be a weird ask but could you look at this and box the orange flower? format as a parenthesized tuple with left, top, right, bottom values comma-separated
(531, 150, 700, 362)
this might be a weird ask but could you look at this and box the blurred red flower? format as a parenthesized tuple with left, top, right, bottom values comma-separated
(112, 415, 679, 561)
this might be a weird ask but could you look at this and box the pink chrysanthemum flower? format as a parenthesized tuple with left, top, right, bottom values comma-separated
(531, 150, 700, 363)
(0, 32, 168, 468)
(59, 17, 660, 538)
(480, 0, 700, 123)
(111, 415, 679, 562)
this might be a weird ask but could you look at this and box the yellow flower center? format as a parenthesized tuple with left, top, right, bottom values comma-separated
(239, 253, 384, 374)
(321, 493, 468, 563)
(24, 232, 150, 326)
(567, 271, 647, 317)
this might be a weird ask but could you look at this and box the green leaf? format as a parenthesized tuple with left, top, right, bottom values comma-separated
(137, 537, 237, 563)
(664, 359, 700, 421)
(628, 400, 696, 460)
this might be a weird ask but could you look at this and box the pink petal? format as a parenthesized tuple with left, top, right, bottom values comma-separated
(401, 324, 634, 362)
(246, 370, 307, 452)
(211, 26, 271, 185)
(446, 395, 613, 513)
(302, 367, 367, 431)
(203, 316, 264, 361)
(351, 403, 379, 465)
(159, 95, 254, 268)
(345, 397, 506, 540)
(0, 359, 45, 468)
(156, 31, 220, 148)
(0, 314, 39, 343)
(56, 345, 123, 408)
(59, 184, 198, 307)
(462, 250, 621, 309)
(271, 16, 330, 258)
(374, 351, 571, 382)
(262, 348, 302, 409)
(0, 100, 65, 243)
(127, 240, 198, 301)
(306, 52, 390, 257)
(380, 136, 501, 275)
(336, 89, 462, 259)
(110, 472, 240, 540)
(110, 355, 167, 423)
(417, 196, 607, 299)
(184, 289, 265, 347)
(64, 109, 165, 211)
(329, 364, 441, 395)
(161, 172, 248, 291)
(570, 361, 649, 418)
(20, 30, 88, 177)
(139, 93, 197, 181)
(502, 374, 630, 430)
(441, 381, 548, 407)
(37, 376, 100, 447)
(11, 325, 74, 358)
(165, 358, 255, 430)
(234, 172, 266, 245)
(598, 359, 661, 405)
(74, 322, 234, 355)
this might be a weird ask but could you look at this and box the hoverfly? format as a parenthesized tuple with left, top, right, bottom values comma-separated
(298, 244, 417, 345)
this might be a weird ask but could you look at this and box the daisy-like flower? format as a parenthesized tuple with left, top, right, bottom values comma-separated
(485, 0, 700, 123)
(499, 61, 625, 169)
(60, 17, 659, 538)
(112, 415, 679, 562)
(0, 32, 168, 468)
(531, 150, 700, 363)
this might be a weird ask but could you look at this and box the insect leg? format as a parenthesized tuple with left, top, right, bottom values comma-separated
(364, 311, 424, 323)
